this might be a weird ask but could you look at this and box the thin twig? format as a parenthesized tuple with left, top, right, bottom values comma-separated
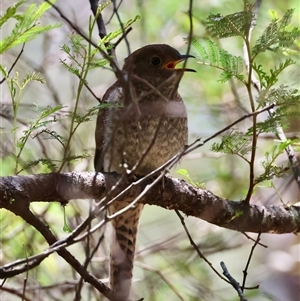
(75, 218, 106, 300)
(0, 43, 25, 84)
(22, 256, 29, 301)
(220, 261, 247, 301)
(0, 286, 31, 301)
(113, 27, 132, 49)
(112, 0, 131, 55)
(243, 0, 263, 203)
(175, 210, 229, 283)
(241, 232, 267, 248)
(243, 0, 262, 92)
(241, 210, 264, 291)
(182, 0, 193, 68)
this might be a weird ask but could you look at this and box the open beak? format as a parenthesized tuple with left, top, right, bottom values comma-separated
(165, 54, 196, 72)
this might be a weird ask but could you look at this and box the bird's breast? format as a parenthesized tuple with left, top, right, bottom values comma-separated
(103, 101, 188, 174)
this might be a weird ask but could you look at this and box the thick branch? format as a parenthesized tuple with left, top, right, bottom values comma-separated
(0, 172, 299, 234)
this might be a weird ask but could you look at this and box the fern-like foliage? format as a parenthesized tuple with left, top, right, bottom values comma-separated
(255, 141, 294, 184)
(21, 71, 46, 88)
(68, 103, 113, 125)
(60, 13, 140, 74)
(20, 153, 90, 173)
(206, 10, 253, 39)
(252, 9, 300, 57)
(8, 71, 46, 114)
(253, 58, 296, 89)
(18, 105, 65, 148)
(99, 15, 140, 46)
(95, 1, 112, 19)
(21, 158, 58, 173)
(0, 0, 60, 53)
(249, 86, 300, 135)
(211, 130, 252, 162)
(189, 37, 244, 82)
(176, 169, 205, 189)
(0, 1, 25, 27)
(258, 85, 300, 107)
(187, 3, 300, 197)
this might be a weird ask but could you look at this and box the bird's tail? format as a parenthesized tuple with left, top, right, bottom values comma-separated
(109, 201, 144, 299)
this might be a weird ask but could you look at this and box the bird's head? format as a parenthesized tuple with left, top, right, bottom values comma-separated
(123, 44, 195, 84)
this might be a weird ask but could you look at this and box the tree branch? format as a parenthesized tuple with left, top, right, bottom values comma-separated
(1, 172, 299, 234)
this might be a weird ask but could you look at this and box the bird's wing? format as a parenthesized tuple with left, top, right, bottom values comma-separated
(94, 81, 123, 172)
(94, 80, 143, 299)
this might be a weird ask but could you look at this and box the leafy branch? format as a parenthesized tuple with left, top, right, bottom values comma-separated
(0, 0, 60, 53)
(58, 3, 140, 172)
(16, 105, 65, 173)
(188, 37, 245, 82)
(252, 9, 300, 58)
(206, 10, 253, 39)
(191, 4, 300, 200)
(255, 140, 295, 185)
(211, 130, 252, 163)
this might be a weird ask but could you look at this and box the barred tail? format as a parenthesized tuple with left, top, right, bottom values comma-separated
(109, 202, 144, 299)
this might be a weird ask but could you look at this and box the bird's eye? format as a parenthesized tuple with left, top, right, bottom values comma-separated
(150, 56, 161, 66)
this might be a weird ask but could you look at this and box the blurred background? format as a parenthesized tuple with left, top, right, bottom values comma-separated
(1, 0, 299, 300)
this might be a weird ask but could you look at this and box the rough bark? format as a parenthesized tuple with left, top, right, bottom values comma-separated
(1, 172, 299, 234)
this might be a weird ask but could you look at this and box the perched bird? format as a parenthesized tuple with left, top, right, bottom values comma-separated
(94, 44, 195, 299)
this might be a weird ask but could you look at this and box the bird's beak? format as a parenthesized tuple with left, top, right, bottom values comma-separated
(165, 54, 196, 72)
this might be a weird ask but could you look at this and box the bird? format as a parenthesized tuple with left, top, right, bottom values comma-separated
(94, 44, 195, 299)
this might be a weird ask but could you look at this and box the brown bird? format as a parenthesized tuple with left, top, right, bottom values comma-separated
(94, 44, 195, 299)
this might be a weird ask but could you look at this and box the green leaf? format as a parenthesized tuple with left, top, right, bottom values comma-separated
(0, 0, 61, 53)
(60, 59, 80, 76)
(248, 87, 300, 135)
(33, 104, 65, 118)
(253, 58, 296, 89)
(255, 140, 294, 184)
(70, 34, 87, 58)
(21, 158, 57, 172)
(100, 15, 140, 45)
(257, 180, 273, 188)
(21, 71, 45, 88)
(63, 153, 90, 164)
(176, 169, 205, 189)
(0, 0, 26, 27)
(227, 210, 244, 222)
(63, 206, 72, 233)
(206, 10, 253, 38)
(88, 103, 120, 116)
(252, 9, 300, 57)
(17, 104, 65, 151)
(189, 37, 244, 82)
(0, 64, 8, 78)
(258, 85, 300, 107)
(95, 1, 112, 18)
(87, 58, 108, 70)
(211, 130, 252, 159)
(68, 112, 92, 124)
(176, 168, 189, 177)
